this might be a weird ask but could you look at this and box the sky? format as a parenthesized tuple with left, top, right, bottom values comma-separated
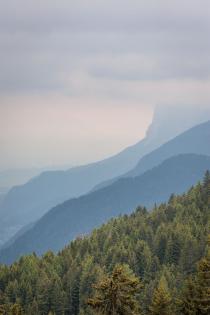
(0, 0, 210, 170)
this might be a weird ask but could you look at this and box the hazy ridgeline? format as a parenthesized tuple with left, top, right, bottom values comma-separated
(1, 118, 210, 263)
(1, 106, 210, 247)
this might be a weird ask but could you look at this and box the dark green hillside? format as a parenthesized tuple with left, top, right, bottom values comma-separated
(0, 172, 209, 314)
(1, 153, 210, 263)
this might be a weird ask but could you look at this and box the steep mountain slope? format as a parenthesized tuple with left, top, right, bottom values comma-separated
(1, 106, 210, 246)
(94, 120, 210, 191)
(1, 153, 210, 264)
(129, 120, 210, 177)
(0, 222, 35, 251)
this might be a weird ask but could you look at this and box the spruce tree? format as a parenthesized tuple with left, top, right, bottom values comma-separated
(9, 304, 24, 315)
(203, 170, 210, 204)
(149, 276, 172, 315)
(70, 277, 80, 315)
(195, 235, 210, 314)
(178, 276, 197, 315)
(87, 264, 142, 315)
(179, 235, 210, 315)
(0, 305, 8, 315)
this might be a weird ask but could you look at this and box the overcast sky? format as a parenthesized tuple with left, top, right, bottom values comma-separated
(0, 0, 210, 170)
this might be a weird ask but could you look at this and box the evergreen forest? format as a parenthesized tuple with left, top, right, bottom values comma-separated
(0, 171, 210, 314)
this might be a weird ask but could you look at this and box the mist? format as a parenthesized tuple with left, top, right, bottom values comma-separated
(0, 0, 209, 170)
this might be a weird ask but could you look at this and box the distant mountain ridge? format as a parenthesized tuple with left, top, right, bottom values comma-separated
(0, 106, 210, 247)
(129, 120, 210, 177)
(94, 119, 210, 191)
(1, 153, 210, 264)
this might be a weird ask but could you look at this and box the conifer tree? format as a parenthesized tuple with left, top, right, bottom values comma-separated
(87, 264, 142, 315)
(9, 304, 24, 315)
(149, 276, 172, 315)
(178, 276, 197, 315)
(70, 276, 80, 315)
(0, 305, 8, 315)
(195, 235, 210, 314)
(204, 170, 210, 187)
(203, 170, 210, 204)
(166, 234, 181, 265)
(179, 235, 210, 315)
(27, 299, 39, 315)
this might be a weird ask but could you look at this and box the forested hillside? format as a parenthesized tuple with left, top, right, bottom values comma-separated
(0, 171, 209, 314)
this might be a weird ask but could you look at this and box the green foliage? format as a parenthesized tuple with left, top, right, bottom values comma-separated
(0, 173, 209, 314)
(177, 276, 198, 315)
(178, 234, 210, 315)
(149, 276, 172, 315)
(87, 264, 142, 315)
(195, 236, 210, 314)
(9, 304, 24, 315)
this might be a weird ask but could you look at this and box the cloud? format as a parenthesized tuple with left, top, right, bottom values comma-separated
(0, 0, 209, 169)
(0, 0, 209, 94)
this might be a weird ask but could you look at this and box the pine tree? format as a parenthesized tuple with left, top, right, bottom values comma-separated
(0, 305, 8, 315)
(203, 170, 210, 187)
(27, 298, 39, 315)
(149, 276, 172, 315)
(166, 234, 181, 265)
(195, 235, 210, 314)
(70, 276, 80, 315)
(79, 256, 104, 314)
(179, 235, 210, 315)
(178, 276, 197, 315)
(203, 170, 210, 204)
(36, 275, 51, 315)
(87, 264, 142, 315)
(9, 304, 24, 315)
(50, 278, 65, 314)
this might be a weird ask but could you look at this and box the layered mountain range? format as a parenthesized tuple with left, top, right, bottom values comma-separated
(1, 119, 210, 263)
(0, 105, 210, 264)
(1, 105, 210, 246)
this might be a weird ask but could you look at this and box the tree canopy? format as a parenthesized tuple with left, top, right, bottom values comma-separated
(0, 172, 209, 314)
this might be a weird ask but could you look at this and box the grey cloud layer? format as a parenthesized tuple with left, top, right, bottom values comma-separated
(0, 0, 209, 95)
(0, 0, 210, 170)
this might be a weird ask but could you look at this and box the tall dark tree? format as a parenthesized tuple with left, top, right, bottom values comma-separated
(179, 235, 210, 315)
(87, 264, 142, 315)
(9, 304, 24, 315)
(195, 235, 210, 314)
(202, 170, 210, 204)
